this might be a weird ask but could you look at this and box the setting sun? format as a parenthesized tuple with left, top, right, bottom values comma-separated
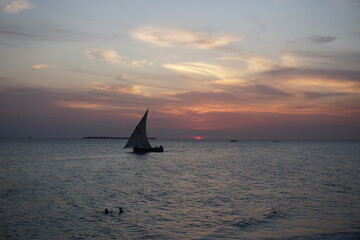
(193, 136, 204, 140)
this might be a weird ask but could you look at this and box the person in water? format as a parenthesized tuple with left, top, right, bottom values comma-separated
(105, 208, 124, 214)
(119, 207, 124, 214)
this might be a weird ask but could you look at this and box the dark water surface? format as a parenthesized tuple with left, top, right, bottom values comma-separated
(0, 139, 359, 239)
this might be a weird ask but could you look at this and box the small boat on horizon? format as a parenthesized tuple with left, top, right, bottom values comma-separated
(124, 109, 163, 153)
(230, 140, 238, 142)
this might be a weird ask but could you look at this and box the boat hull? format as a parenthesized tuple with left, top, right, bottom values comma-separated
(133, 146, 164, 153)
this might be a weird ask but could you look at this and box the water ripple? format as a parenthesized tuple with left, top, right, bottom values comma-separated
(1, 139, 359, 240)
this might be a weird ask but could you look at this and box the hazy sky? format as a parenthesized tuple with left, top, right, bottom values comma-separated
(0, 0, 359, 139)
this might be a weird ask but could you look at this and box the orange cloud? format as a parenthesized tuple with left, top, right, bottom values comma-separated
(84, 48, 154, 68)
(130, 25, 243, 49)
(1, 0, 33, 13)
(31, 64, 56, 70)
(131, 59, 154, 67)
(55, 101, 124, 111)
(89, 81, 159, 97)
(162, 62, 245, 86)
(285, 77, 360, 93)
(84, 48, 123, 65)
(216, 54, 280, 79)
(1, 83, 359, 139)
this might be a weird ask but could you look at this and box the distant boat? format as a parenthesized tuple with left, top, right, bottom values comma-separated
(230, 140, 237, 142)
(124, 109, 163, 153)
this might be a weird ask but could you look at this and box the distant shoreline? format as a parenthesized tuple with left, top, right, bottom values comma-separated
(0, 138, 359, 141)
(82, 136, 156, 139)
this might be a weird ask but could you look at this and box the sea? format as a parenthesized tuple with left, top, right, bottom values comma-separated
(0, 139, 359, 240)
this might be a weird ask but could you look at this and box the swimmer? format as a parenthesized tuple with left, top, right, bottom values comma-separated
(104, 208, 111, 214)
(119, 207, 124, 214)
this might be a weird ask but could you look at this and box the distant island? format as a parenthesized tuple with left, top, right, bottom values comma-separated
(82, 136, 156, 139)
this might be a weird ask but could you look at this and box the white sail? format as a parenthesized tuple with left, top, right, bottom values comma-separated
(124, 109, 152, 148)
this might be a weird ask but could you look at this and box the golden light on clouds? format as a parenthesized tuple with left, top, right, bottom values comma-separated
(245, 57, 278, 72)
(131, 59, 154, 67)
(84, 48, 123, 65)
(31, 64, 56, 70)
(209, 78, 245, 85)
(0, 0, 33, 13)
(162, 62, 244, 86)
(285, 77, 360, 93)
(163, 62, 231, 77)
(130, 25, 243, 49)
(56, 101, 122, 111)
(90, 81, 154, 97)
(217, 55, 277, 73)
(280, 54, 301, 68)
(1, 1, 359, 139)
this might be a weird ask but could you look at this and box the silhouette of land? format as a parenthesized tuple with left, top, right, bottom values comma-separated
(82, 136, 156, 139)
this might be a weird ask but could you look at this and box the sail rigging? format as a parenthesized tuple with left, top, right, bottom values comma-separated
(124, 109, 151, 148)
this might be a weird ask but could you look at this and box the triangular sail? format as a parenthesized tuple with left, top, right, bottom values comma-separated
(124, 109, 152, 148)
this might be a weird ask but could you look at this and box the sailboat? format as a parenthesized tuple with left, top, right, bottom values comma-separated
(124, 109, 164, 153)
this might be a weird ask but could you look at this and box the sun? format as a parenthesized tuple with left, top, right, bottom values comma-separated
(193, 136, 204, 140)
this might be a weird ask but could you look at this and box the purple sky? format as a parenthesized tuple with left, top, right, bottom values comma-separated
(0, 0, 359, 139)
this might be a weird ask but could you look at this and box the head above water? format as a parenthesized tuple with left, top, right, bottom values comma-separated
(119, 207, 124, 214)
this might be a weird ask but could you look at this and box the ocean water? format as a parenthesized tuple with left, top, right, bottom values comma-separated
(0, 139, 359, 240)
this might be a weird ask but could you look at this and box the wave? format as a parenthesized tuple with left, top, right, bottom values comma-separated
(280, 232, 360, 240)
(233, 206, 287, 229)
(234, 217, 268, 229)
(263, 206, 287, 219)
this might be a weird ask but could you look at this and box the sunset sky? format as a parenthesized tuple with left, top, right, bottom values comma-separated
(0, 0, 359, 139)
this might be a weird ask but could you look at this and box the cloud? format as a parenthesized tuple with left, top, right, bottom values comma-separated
(309, 35, 337, 43)
(31, 64, 56, 70)
(300, 91, 344, 99)
(130, 25, 243, 49)
(163, 57, 279, 87)
(276, 50, 360, 71)
(131, 59, 154, 67)
(279, 53, 302, 68)
(217, 55, 278, 72)
(0, 22, 103, 42)
(292, 50, 360, 61)
(259, 67, 360, 83)
(55, 101, 125, 111)
(161, 56, 360, 114)
(164, 83, 295, 116)
(84, 48, 123, 65)
(0, 0, 33, 13)
(163, 62, 228, 77)
(116, 74, 127, 81)
(240, 84, 293, 97)
(89, 81, 154, 96)
(169, 90, 238, 106)
(245, 16, 267, 30)
(0, 27, 39, 38)
(162, 62, 243, 86)
(84, 48, 154, 67)
(1, 82, 359, 139)
(252, 67, 360, 101)
(0, 85, 153, 138)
